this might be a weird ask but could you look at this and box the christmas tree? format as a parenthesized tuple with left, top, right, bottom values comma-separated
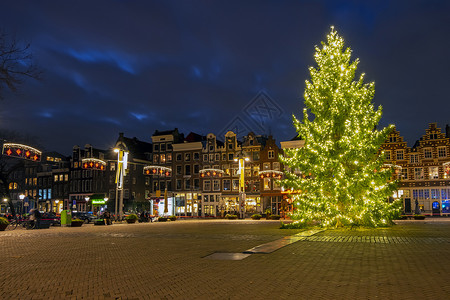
(281, 27, 401, 228)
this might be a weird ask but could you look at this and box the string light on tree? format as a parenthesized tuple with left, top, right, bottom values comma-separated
(280, 26, 401, 228)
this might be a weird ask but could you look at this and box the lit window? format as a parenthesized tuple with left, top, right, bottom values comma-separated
(264, 178, 271, 190)
(429, 167, 439, 179)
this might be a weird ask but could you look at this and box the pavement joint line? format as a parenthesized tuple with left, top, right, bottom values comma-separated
(243, 229, 325, 254)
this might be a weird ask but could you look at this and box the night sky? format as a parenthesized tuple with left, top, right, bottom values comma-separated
(1, 0, 449, 155)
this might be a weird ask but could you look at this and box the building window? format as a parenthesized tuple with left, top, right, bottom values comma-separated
(396, 150, 404, 160)
(176, 153, 182, 161)
(153, 154, 159, 164)
(54, 175, 58, 182)
(431, 189, 439, 199)
(185, 165, 191, 175)
(215, 154, 220, 161)
(268, 150, 275, 159)
(228, 153, 233, 161)
(213, 180, 220, 191)
(385, 150, 391, 160)
(185, 153, 191, 161)
(232, 179, 239, 191)
(401, 168, 408, 180)
(203, 154, 208, 161)
(410, 154, 419, 163)
(194, 165, 199, 174)
(160, 154, 166, 163)
(176, 179, 182, 190)
(176, 165, 182, 175)
(273, 162, 280, 171)
(110, 162, 116, 171)
(145, 177, 150, 186)
(194, 152, 200, 160)
(264, 178, 271, 190)
(389, 137, 397, 143)
(160, 143, 166, 152)
(429, 166, 439, 179)
(203, 180, 211, 191)
(424, 148, 432, 159)
(185, 179, 191, 190)
(253, 152, 260, 161)
(167, 153, 172, 162)
(263, 162, 271, 170)
(194, 179, 199, 190)
(153, 144, 159, 152)
(209, 145, 214, 152)
(223, 179, 231, 191)
(438, 147, 447, 158)
(414, 168, 424, 180)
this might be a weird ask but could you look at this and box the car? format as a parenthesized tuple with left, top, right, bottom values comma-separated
(41, 212, 61, 226)
(72, 212, 96, 223)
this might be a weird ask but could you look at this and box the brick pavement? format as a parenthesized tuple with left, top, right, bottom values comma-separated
(1, 219, 450, 299)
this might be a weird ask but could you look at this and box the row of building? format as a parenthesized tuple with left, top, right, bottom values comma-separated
(2, 123, 450, 217)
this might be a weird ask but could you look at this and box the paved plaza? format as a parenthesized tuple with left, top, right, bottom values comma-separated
(1, 218, 450, 299)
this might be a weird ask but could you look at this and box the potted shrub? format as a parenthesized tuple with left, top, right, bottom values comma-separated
(70, 218, 84, 227)
(125, 214, 138, 223)
(265, 208, 272, 220)
(414, 214, 426, 220)
(225, 214, 238, 220)
(270, 214, 281, 220)
(251, 214, 262, 220)
(158, 217, 168, 222)
(168, 215, 177, 221)
(0, 217, 9, 231)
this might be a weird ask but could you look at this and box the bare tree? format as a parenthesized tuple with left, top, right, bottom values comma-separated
(0, 29, 42, 99)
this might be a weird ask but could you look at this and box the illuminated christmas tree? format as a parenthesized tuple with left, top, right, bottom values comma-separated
(281, 27, 401, 228)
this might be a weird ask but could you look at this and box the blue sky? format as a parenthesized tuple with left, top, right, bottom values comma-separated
(1, 0, 449, 155)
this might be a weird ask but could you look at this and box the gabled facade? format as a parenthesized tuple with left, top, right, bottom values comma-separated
(381, 123, 450, 215)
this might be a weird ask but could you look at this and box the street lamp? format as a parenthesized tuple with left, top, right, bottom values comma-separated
(85, 197, 90, 213)
(234, 153, 250, 219)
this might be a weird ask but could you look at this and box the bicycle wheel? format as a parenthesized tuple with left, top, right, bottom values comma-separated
(6, 220, 18, 230)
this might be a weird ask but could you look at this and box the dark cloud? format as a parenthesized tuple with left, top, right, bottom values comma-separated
(0, 0, 449, 154)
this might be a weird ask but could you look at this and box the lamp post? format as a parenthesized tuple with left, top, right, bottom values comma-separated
(114, 147, 128, 220)
(19, 194, 25, 215)
(2, 198, 7, 214)
(234, 152, 250, 219)
(85, 197, 90, 213)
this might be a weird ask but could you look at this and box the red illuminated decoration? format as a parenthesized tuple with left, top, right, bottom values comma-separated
(81, 158, 106, 171)
(199, 168, 225, 178)
(2, 143, 42, 162)
(143, 166, 172, 177)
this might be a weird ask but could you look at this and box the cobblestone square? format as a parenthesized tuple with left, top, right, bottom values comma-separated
(1, 219, 450, 299)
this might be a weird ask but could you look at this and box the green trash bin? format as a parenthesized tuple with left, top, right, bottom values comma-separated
(61, 210, 72, 226)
